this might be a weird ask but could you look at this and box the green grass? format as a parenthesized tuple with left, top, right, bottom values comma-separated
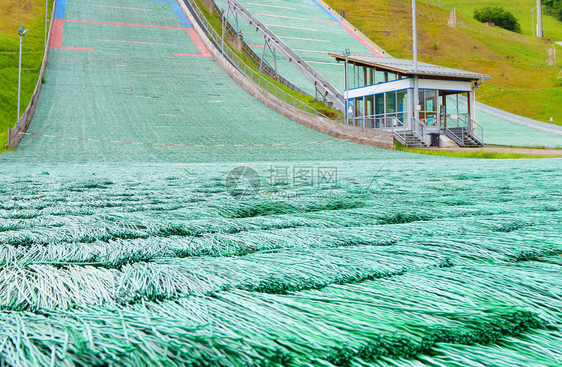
(437, 0, 562, 40)
(395, 141, 557, 158)
(328, 0, 562, 125)
(0, 0, 52, 152)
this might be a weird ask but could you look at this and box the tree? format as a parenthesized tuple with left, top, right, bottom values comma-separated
(473, 7, 522, 33)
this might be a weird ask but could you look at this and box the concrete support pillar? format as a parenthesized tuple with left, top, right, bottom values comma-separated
(226, 36, 243, 52)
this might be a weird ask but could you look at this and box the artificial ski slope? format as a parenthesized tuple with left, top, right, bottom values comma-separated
(0, 0, 561, 366)
(220, 0, 562, 148)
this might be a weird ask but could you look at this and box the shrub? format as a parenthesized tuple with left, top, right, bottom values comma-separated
(543, 0, 562, 21)
(473, 6, 521, 33)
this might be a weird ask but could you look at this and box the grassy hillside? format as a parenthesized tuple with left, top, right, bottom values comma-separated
(328, 0, 562, 126)
(438, 0, 562, 40)
(0, 0, 51, 152)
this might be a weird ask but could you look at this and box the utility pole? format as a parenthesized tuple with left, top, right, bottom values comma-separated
(17, 26, 28, 121)
(412, 0, 419, 124)
(536, 0, 543, 38)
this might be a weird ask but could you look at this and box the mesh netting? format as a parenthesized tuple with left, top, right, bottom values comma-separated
(0, 0, 561, 366)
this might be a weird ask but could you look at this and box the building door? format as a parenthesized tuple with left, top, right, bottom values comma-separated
(418, 90, 438, 126)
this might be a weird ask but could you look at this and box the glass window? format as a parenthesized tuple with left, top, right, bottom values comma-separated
(355, 98, 364, 117)
(418, 90, 425, 111)
(386, 91, 396, 114)
(374, 70, 385, 84)
(425, 90, 437, 112)
(365, 95, 374, 127)
(375, 94, 385, 115)
(397, 90, 408, 124)
(347, 98, 354, 119)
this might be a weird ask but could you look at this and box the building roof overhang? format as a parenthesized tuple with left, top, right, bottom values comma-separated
(329, 53, 491, 82)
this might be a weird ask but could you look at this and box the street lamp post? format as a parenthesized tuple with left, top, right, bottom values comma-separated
(17, 26, 28, 121)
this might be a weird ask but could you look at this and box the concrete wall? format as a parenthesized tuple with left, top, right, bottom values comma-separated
(177, 0, 394, 150)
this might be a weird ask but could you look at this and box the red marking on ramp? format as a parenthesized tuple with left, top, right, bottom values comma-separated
(64, 18, 190, 30)
(50, 19, 64, 48)
(50, 19, 94, 50)
(313, 19, 338, 24)
(50, 18, 197, 54)
(186, 29, 211, 57)
(173, 53, 211, 57)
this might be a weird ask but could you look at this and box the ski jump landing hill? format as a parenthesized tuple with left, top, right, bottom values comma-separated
(0, 1, 561, 366)
(213, 0, 562, 148)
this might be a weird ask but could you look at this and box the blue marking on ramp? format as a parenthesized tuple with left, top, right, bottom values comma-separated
(310, 0, 341, 23)
(55, 0, 67, 19)
(149, 0, 192, 28)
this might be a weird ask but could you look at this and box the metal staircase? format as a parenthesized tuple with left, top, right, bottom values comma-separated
(445, 128, 484, 147)
(445, 114, 485, 147)
(394, 118, 427, 147)
(394, 130, 427, 147)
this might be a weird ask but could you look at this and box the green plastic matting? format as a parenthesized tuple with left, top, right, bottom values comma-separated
(0, 0, 561, 366)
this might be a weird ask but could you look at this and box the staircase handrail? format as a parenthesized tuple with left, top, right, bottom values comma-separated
(411, 117, 425, 140)
(470, 119, 485, 146)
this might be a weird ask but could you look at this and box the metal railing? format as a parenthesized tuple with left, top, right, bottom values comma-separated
(345, 113, 409, 144)
(472, 121, 484, 146)
(344, 113, 405, 130)
(344, 114, 431, 147)
(411, 117, 425, 140)
(182, 0, 330, 119)
(457, 113, 484, 145)
(445, 113, 484, 146)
